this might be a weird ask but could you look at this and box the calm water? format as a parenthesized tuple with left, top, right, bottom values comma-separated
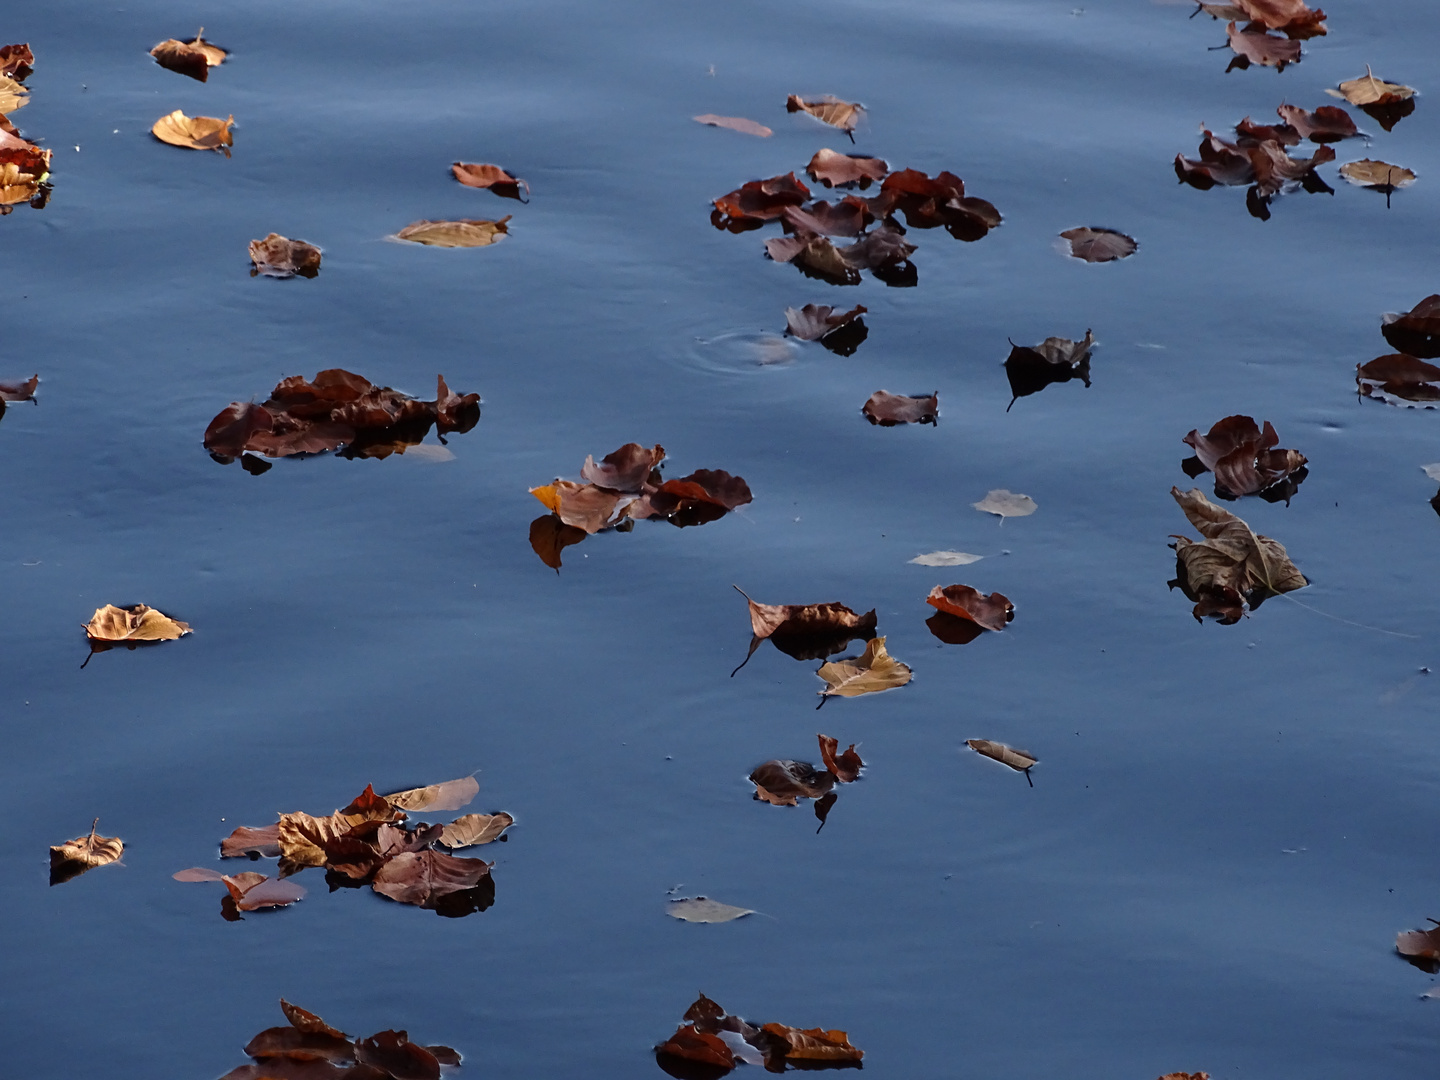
(3, 0, 1440, 1076)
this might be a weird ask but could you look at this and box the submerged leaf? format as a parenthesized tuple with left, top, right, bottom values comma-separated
(395, 216, 510, 247)
(666, 897, 755, 923)
(862, 390, 937, 426)
(249, 234, 321, 279)
(966, 739, 1037, 772)
(973, 489, 1037, 519)
(151, 110, 234, 154)
(50, 819, 124, 884)
(692, 114, 772, 137)
(816, 637, 911, 700)
(1060, 227, 1136, 263)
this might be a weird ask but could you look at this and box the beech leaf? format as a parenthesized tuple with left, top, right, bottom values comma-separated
(926, 584, 1013, 632)
(1276, 103, 1356, 143)
(451, 161, 530, 200)
(249, 234, 321, 279)
(438, 812, 514, 848)
(786, 94, 865, 137)
(816, 636, 911, 700)
(692, 114, 772, 138)
(806, 148, 887, 188)
(1326, 67, 1415, 130)
(973, 489, 1037, 519)
(84, 604, 191, 643)
(1060, 227, 1136, 263)
(383, 776, 480, 813)
(734, 586, 876, 643)
(1339, 159, 1416, 206)
(966, 739, 1037, 772)
(395, 216, 510, 247)
(1382, 296, 1440, 359)
(150, 29, 227, 81)
(666, 897, 755, 923)
(151, 110, 234, 154)
(50, 819, 123, 885)
(862, 390, 937, 426)
(220, 823, 281, 858)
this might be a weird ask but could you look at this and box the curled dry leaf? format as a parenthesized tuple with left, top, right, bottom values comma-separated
(0, 374, 38, 401)
(973, 489, 1037, 519)
(818, 734, 863, 783)
(84, 603, 191, 644)
(0, 43, 34, 80)
(151, 110, 234, 155)
(1383, 296, 1440, 359)
(395, 216, 510, 247)
(1182, 415, 1307, 499)
(0, 73, 28, 113)
(248, 234, 321, 279)
(750, 759, 835, 805)
(438, 812, 514, 848)
(383, 775, 480, 813)
(910, 550, 983, 567)
(692, 114, 772, 138)
(1356, 354, 1440, 406)
(1326, 67, 1415, 131)
(1060, 227, 1136, 263)
(1276, 103, 1356, 143)
(806, 148, 887, 188)
(816, 636, 911, 701)
(666, 897, 755, 923)
(784, 303, 868, 356)
(1224, 21, 1302, 71)
(966, 739, 1037, 772)
(712, 172, 810, 230)
(926, 584, 1013, 632)
(150, 29, 227, 81)
(1169, 486, 1307, 623)
(786, 94, 865, 138)
(50, 819, 123, 885)
(1005, 330, 1092, 406)
(735, 586, 877, 645)
(451, 161, 529, 200)
(1232, 0, 1326, 37)
(1339, 159, 1416, 206)
(862, 390, 938, 426)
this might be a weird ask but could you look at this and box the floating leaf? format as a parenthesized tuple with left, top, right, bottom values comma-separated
(1174, 126, 1334, 220)
(786, 94, 864, 138)
(1356, 354, 1440, 406)
(370, 849, 492, 907)
(910, 551, 983, 567)
(1397, 923, 1440, 973)
(784, 303, 868, 356)
(666, 897, 755, 923)
(0, 43, 34, 80)
(692, 114, 771, 137)
(712, 173, 810, 229)
(759, 1023, 864, 1066)
(1276, 103, 1356, 143)
(750, 759, 836, 805)
(1060, 227, 1136, 263)
(1232, 0, 1326, 37)
(1326, 67, 1415, 130)
(806, 148, 887, 188)
(926, 584, 1013, 632)
(656, 995, 862, 1076)
(174, 868, 306, 914)
(1382, 296, 1440, 359)
(818, 734, 863, 783)
(395, 216, 510, 247)
(1005, 330, 1092, 406)
(0, 374, 38, 401)
(50, 819, 124, 885)
(862, 390, 937, 426)
(973, 489, 1037, 519)
(1182, 415, 1307, 499)
(150, 29, 227, 81)
(1339, 159, 1416, 206)
(84, 604, 191, 644)
(1169, 486, 1307, 623)
(734, 586, 876, 644)
(220, 824, 280, 858)
(383, 776, 480, 813)
(1224, 21, 1302, 71)
(0, 74, 28, 113)
(966, 739, 1037, 772)
(438, 812, 513, 848)
(151, 110, 234, 154)
(451, 162, 529, 200)
(816, 637, 911, 700)
(248, 234, 321, 279)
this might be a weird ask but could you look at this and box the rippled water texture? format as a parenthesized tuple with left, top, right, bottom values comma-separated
(3, 0, 1440, 1076)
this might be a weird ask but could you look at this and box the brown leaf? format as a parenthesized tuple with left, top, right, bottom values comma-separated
(782, 199, 870, 237)
(1157, 1074, 1210, 1080)
(712, 173, 810, 228)
(1224, 22, 1302, 70)
(1174, 132, 1257, 190)
(529, 480, 626, 533)
(693, 114, 772, 138)
(765, 233, 861, 285)
(656, 1024, 736, 1073)
(221, 823, 281, 858)
(1005, 330, 1092, 404)
(395, 216, 510, 247)
(281, 1001, 349, 1040)
(0, 74, 28, 113)
(1356, 353, 1440, 406)
(355, 1031, 441, 1080)
(1326, 68, 1415, 130)
(249, 234, 322, 279)
(926, 584, 1013, 632)
(528, 514, 587, 570)
(438, 812, 514, 848)
(50, 819, 123, 885)
(83, 604, 191, 643)
(758, 1023, 863, 1064)
(750, 759, 835, 805)
(581, 442, 665, 493)
(1339, 159, 1416, 201)
(371, 849, 492, 907)
(451, 161, 529, 200)
(151, 110, 234, 154)
(1382, 296, 1440, 359)
(784, 303, 867, 343)
(0, 43, 34, 80)
(1182, 416, 1307, 498)
(0, 374, 38, 401)
(966, 739, 1037, 772)
(806, 148, 887, 188)
(1169, 487, 1307, 622)
(150, 29, 227, 81)
(926, 611, 986, 646)
(1059, 227, 1136, 262)
(1276, 103, 1356, 143)
(382, 775, 479, 813)
(0, 161, 41, 207)
(243, 1026, 354, 1064)
(862, 390, 937, 426)
(1396, 923, 1440, 971)
(734, 587, 877, 642)
(276, 785, 405, 869)
(1234, 0, 1326, 37)
(786, 94, 865, 136)
(817, 734, 863, 783)
(816, 636, 912, 700)
(223, 873, 307, 911)
(838, 222, 917, 270)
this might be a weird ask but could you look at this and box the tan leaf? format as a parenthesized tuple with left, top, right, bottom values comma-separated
(150, 29, 227, 81)
(816, 636, 912, 699)
(438, 812, 514, 848)
(394, 216, 510, 247)
(151, 110, 234, 154)
(0, 74, 28, 113)
(83, 604, 191, 643)
(383, 775, 479, 813)
(734, 586, 876, 641)
(50, 819, 123, 884)
(1170, 487, 1307, 621)
(666, 897, 755, 923)
(973, 489, 1037, 519)
(806, 148, 887, 188)
(1327, 67, 1415, 106)
(1339, 159, 1416, 191)
(451, 162, 529, 200)
(249, 234, 322, 279)
(966, 739, 1037, 771)
(786, 94, 865, 135)
(692, 114, 772, 137)
(0, 161, 39, 205)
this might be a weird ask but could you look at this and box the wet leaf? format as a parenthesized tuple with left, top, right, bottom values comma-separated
(0, 43, 33, 80)
(786, 94, 864, 137)
(1060, 227, 1136, 262)
(806, 148, 887, 188)
(84, 603, 191, 644)
(910, 550, 983, 567)
(765, 233, 860, 286)
(221, 823, 281, 858)
(243, 1025, 353, 1064)
(151, 110, 234, 154)
(862, 390, 937, 426)
(438, 812, 513, 848)
(656, 1023, 735, 1075)
(1175, 125, 1335, 218)
(734, 586, 876, 643)
(1182, 416, 1307, 499)
(0, 161, 42, 208)
(692, 114, 771, 137)
(666, 897, 755, 923)
(383, 776, 479, 813)
(926, 611, 985, 646)
(1224, 21, 1301, 71)
(1383, 296, 1440, 359)
(818, 734, 863, 783)
(176, 869, 306, 912)
(219, 1002, 458, 1080)
(395, 216, 510, 247)
(838, 221, 918, 269)
(451, 161, 530, 200)
(1326, 67, 1415, 130)
(712, 173, 810, 229)
(1276, 103, 1356, 143)
(1356, 354, 1440, 406)
(0, 374, 38, 401)
(528, 514, 587, 570)
(276, 785, 406, 869)
(0, 74, 28, 113)
(371, 849, 492, 907)
(816, 636, 911, 700)
(1233, 0, 1326, 37)
(1397, 923, 1440, 973)
(750, 759, 835, 805)
(973, 489, 1037, 519)
(49, 819, 123, 885)
(150, 29, 227, 81)
(1005, 330, 1092, 405)
(356, 1030, 442, 1080)
(784, 303, 868, 355)
(926, 584, 1013, 632)
(280, 1001, 347, 1040)
(782, 199, 870, 237)
(581, 442, 666, 492)
(966, 739, 1037, 772)
(249, 234, 321, 279)
(1339, 159, 1416, 205)
(759, 1023, 864, 1065)
(1169, 486, 1307, 623)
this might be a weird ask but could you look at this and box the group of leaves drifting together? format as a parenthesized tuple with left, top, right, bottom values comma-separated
(1189, 0, 1328, 71)
(528, 443, 752, 569)
(215, 999, 462, 1080)
(203, 368, 480, 473)
(655, 992, 863, 1078)
(183, 778, 511, 919)
(1357, 295, 1440, 407)
(1181, 415, 1308, 502)
(0, 44, 51, 215)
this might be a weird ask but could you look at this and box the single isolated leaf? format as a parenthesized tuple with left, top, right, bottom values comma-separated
(1224, 21, 1302, 71)
(817, 733, 863, 783)
(1339, 159, 1416, 205)
(1005, 329, 1092, 405)
(734, 586, 876, 643)
(1423, 464, 1440, 482)
(1326, 67, 1415, 130)
(806, 148, 887, 188)
(750, 759, 836, 805)
(816, 636, 912, 700)
(151, 110, 234, 154)
(438, 812, 514, 848)
(150, 29, 227, 81)
(1382, 296, 1440, 359)
(862, 390, 938, 426)
(84, 604, 191, 643)
(786, 94, 865, 138)
(451, 161, 529, 200)
(0, 374, 38, 401)
(1397, 923, 1440, 972)
(395, 216, 510, 247)
(383, 776, 480, 813)
(50, 819, 124, 885)
(249, 234, 321, 279)
(1060, 227, 1136, 263)
(784, 303, 868, 356)
(973, 489, 1037, 520)
(666, 897, 755, 923)
(910, 551, 983, 567)
(926, 584, 1013, 632)
(1169, 486, 1307, 623)
(966, 739, 1037, 772)
(1182, 415, 1307, 499)
(1356, 354, 1440, 406)
(692, 114, 772, 138)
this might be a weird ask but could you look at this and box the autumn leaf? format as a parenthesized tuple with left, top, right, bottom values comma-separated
(966, 739, 1037, 772)
(734, 586, 876, 644)
(759, 1024, 864, 1065)
(862, 390, 937, 426)
(174, 867, 306, 913)
(666, 897, 755, 923)
(926, 584, 1013, 632)
(784, 303, 868, 356)
(451, 161, 530, 201)
(1396, 922, 1440, 972)
(529, 514, 587, 570)
(355, 1030, 444, 1080)
(1339, 159, 1415, 206)
(150, 29, 227, 81)
(712, 173, 810, 230)
(818, 734, 863, 783)
(50, 819, 123, 885)
(581, 442, 666, 492)
(0, 74, 28, 113)
(786, 94, 865, 139)
(383, 775, 480, 813)
(1005, 330, 1092, 406)
(911, 550, 982, 567)
(973, 489, 1037, 519)
(371, 849, 492, 908)
(221, 823, 281, 858)
(1356, 354, 1440, 406)
(836, 221, 918, 270)
(395, 216, 510, 247)
(0, 162, 42, 209)
(693, 114, 771, 137)
(1169, 486, 1307, 623)
(0, 43, 33, 80)
(151, 110, 234, 154)
(84, 604, 191, 645)
(765, 233, 860, 286)
(218, 1002, 460, 1080)
(1382, 296, 1440, 359)
(782, 198, 870, 237)
(816, 636, 911, 701)
(1276, 103, 1356, 142)
(656, 1024, 735, 1075)
(874, 168, 1002, 240)
(1224, 21, 1302, 70)
(1326, 67, 1415, 131)
(438, 812, 513, 848)
(1182, 416, 1307, 500)
(1232, 0, 1326, 37)
(276, 784, 406, 869)
(1175, 124, 1335, 219)
(249, 234, 321, 279)
(0, 374, 38, 401)
(750, 759, 836, 805)
(1060, 227, 1136, 262)
(806, 148, 887, 188)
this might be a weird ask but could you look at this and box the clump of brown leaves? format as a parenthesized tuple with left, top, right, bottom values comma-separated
(750, 735, 864, 829)
(656, 992, 863, 1077)
(1175, 109, 1337, 220)
(1181, 415, 1308, 501)
(0, 46, 51, 216)
(1168, 487, 1307, 623)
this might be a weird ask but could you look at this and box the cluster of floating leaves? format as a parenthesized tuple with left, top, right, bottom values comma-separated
(1358, 295, 1440, 407)
(0, 44, 51, 216)
(1189, 1, 1328, 72)
(1181, 415, 1308, 502)
(655, 992, 863, 1078)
